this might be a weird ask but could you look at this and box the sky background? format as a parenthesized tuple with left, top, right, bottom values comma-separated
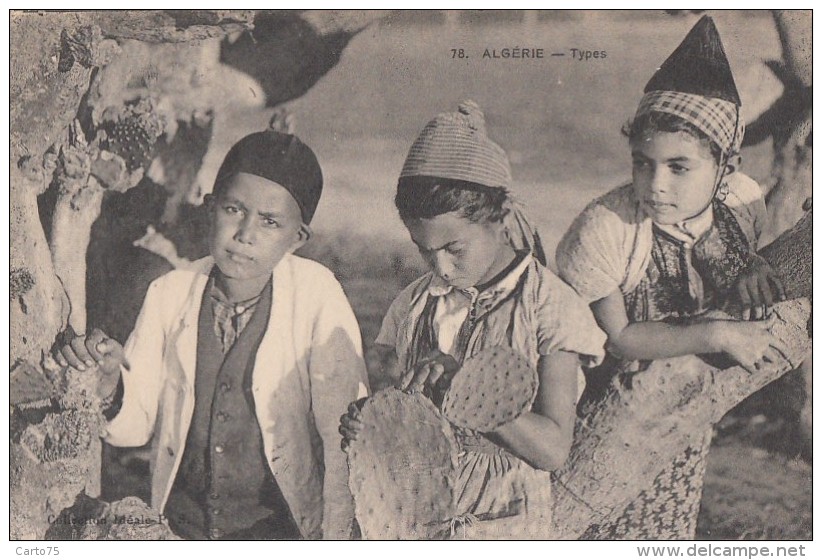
(203, 10, 783, 264)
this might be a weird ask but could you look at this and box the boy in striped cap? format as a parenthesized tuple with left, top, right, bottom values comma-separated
(556, 16, 786, 539)
(342, 101, 606, 538)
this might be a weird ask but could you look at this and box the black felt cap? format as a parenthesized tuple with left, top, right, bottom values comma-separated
(644, 15, 742, 105)
(215, 131, 323, 224)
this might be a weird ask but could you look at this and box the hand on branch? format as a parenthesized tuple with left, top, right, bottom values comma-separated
(734, 253, 787, 320)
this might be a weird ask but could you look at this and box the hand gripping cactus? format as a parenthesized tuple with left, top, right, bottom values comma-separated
(348, 346, 540, 539)
(346, 390, 459, 539)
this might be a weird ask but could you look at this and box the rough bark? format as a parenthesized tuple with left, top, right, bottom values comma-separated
(10, 9, 811, 540)
(551, 213, 812, 539)
(744, 10, 812, 245)
(9, 9, 382, 541)
(11, 364, 104, 539)
(10, 168, 69, 370)
(758, 209, 812, 300)
(10, 10, 252, 356)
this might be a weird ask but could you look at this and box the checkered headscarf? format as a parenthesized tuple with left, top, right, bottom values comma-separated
(636, 90, 744, 156)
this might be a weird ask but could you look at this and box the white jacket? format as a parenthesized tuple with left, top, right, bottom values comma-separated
(103, 253, 370, 539)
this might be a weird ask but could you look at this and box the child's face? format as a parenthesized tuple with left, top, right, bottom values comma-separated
(403, 212, 512, 290)
(208, 172, 306, 287)
(631, 131, 720, 225)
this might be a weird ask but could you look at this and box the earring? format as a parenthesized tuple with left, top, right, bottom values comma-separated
(717, 181, 730, 202)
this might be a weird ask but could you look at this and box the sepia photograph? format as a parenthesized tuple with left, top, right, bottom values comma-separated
(7, 7, 813, 548)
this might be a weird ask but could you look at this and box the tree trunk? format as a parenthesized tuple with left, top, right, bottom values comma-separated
(10, 170, 68, 369)
(9, 9, 383, 540)
(551, 211, 812, 539)
(747, 10, 812, 246)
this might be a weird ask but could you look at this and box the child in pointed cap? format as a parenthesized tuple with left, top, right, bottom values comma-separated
(556, 16, 786, 539)
(56, 129, 369, 540)
(342, 101, 607, 538)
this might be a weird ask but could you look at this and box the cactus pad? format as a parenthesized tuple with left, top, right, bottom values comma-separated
(107, 116, 156, 172)
(441, 346, 538, 433)
(347, 389, 458, 539)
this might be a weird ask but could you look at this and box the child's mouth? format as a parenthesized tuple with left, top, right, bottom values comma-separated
(645, 200, 676, 211)
(227, 250, 253, 263)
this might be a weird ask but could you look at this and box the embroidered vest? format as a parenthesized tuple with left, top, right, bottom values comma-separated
(624, 200, 751, 323)
(582, 201, 752, 402)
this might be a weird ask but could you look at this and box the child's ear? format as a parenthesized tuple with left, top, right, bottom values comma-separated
(501, 225, 512, 245)
(495, 219, 511, 245)
(291, 223, 312, 251)
(204, 193, 215, 210)
(722, 154, 742, 177)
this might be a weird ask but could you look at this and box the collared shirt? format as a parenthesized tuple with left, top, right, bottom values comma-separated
(209, 277, 265, 354)
(374, 250, 607, 536)
(165, 275, 300, 540)
(104, 253, 370, 540)
(376, 252, 606, 374)
(423, 253, 532, 357)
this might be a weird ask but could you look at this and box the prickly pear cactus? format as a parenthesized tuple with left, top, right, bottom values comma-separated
(347, 389, 458, 539)
(101, 99, 164, 175)
(441, 346, 537, 433)
(107, 116, 156, 172)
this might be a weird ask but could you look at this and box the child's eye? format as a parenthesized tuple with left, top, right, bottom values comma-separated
(632, 158, 650, 169)
(223, 204, 241, 214)
(669, 164, 689, 175)
(262, 217, 280, 228)
(447, 246, 465, 256)
(417, 247, 437, 264)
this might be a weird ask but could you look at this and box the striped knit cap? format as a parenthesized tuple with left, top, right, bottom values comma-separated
(399, 100, 512, 188)
(399, 101, 546, 265)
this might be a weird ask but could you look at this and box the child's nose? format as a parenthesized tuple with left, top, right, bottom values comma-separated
(235, 218, 257, 244)
(649, 169, 669, 194)
(434, 252, 455, 279)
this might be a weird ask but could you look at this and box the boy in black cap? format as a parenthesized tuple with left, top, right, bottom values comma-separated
(56, 130, 370, 540)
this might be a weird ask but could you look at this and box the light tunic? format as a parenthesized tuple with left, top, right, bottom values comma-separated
(556, 173, 767, 539)
(555, 172, 766, 305)
(376, 254, 606, 538)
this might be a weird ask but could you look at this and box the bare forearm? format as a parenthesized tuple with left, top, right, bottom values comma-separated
(609, 320, 723, 361)
(486, 351, 578, 471)
(490, 412, 571, 472)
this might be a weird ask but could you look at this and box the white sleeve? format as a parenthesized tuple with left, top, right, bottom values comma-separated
(556, 198, 633, 302)
(104, 277, 169, 447)
(724, 172, 768, 249)
(308, 272, 369, 539)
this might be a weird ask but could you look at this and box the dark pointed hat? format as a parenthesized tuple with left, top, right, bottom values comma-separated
(644, 15, 741, 105)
